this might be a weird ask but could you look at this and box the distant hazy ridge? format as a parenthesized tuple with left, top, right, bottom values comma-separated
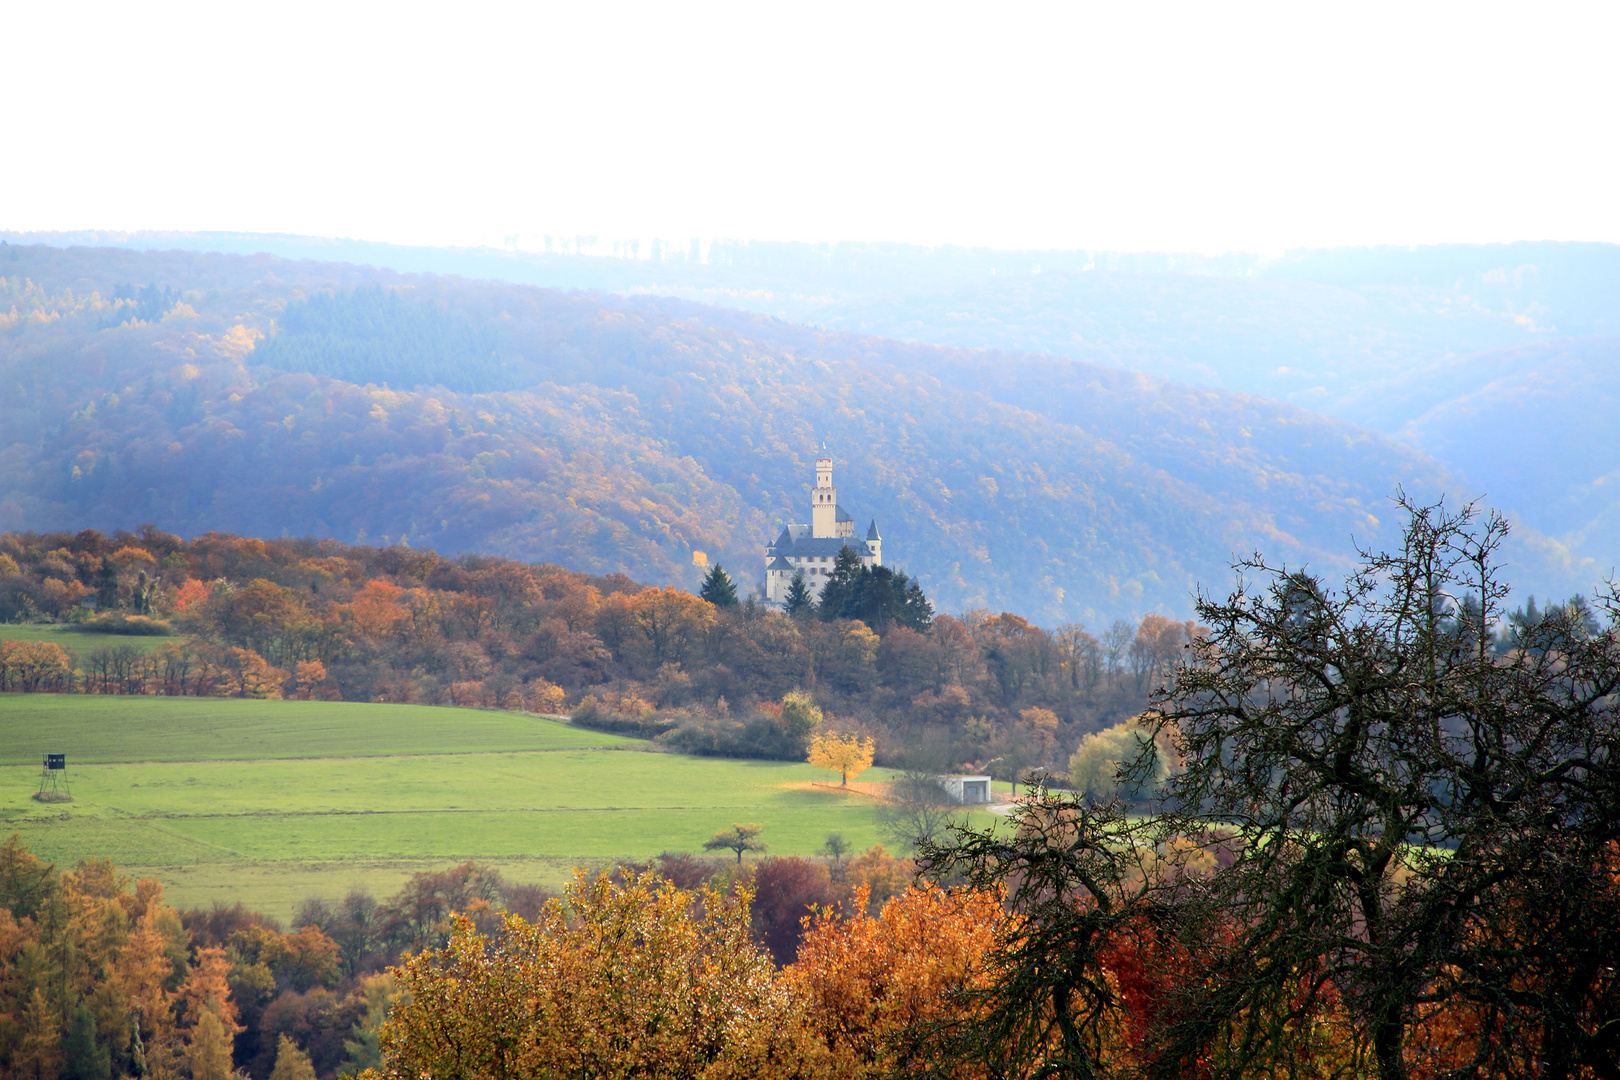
(1, 240, 1605, 621)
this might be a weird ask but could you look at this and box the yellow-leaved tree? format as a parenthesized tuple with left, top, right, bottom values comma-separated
(808, 731, 876, 786)
(268, 1035, 317, 1080)
(372, 871, 828, 1079)
(1067, 718, 1170, 802)
(185, 1011, 233, 1080)
(179, 944, 242, 1080)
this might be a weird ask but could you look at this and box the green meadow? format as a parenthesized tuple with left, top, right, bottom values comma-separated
(0, 695, 939, 922)
(2, 624, 174, 655)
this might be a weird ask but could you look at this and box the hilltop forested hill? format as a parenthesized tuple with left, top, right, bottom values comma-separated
(18, 232, 1617, 577)
(20, 231, 1613, 425)
(1388, 336, 1620, 555)
(0, 243, 1586, 622)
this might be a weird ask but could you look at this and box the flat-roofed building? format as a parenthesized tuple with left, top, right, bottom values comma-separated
(938, 774, 993, 805)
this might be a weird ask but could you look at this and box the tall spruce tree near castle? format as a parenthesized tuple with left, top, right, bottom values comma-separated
(698, 564, 740, 608)
(783, 572, 815, 617)
(818, 548, 932, 631)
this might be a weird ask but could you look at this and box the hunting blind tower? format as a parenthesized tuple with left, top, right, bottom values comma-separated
(36, 754, 70, 802)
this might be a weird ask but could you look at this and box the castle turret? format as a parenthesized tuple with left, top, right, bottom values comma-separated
(811, 456, 837, 538)
(866, 519, 882, 565)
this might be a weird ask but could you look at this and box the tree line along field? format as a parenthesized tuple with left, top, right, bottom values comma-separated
(0, 525, 1179, 789)
(0, 694, 942, 922)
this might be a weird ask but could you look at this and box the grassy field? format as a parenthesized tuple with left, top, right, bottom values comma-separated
(0, 694, 951, 922)
(0, 695, 628, 764)
(1, 623, 175, 655)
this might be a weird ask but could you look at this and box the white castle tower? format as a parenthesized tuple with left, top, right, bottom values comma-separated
(811, 455, 854, 538)
(763, 453, 882, 606)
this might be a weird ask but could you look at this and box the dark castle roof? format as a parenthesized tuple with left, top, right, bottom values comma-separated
(770, 524, 810, 549)
(766, 533, 876, 562)
(765, 499, 878, 567)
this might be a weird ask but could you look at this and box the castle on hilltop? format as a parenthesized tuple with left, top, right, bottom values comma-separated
(763, 455, 881, 606)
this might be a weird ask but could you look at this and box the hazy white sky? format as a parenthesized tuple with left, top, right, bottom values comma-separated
(6, 1, 1617, 254)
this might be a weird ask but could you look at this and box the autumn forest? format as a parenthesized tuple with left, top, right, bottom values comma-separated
(3, 500, 1617, 1080)
(1, 238, 1618, 1080)
(0, 524, 1167, 777)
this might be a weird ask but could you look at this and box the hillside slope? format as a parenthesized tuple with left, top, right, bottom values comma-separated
(0, 243, 1585, 622)
(1389, 336, 1620, 571)
(17, 232, 1612, 423)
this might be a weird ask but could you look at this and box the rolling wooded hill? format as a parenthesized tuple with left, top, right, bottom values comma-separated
(21, 232, 1612, 426)
(20, 232, 1617, 578)
(1390, 336, 1620, 560)
(0, 242, 1588, 623)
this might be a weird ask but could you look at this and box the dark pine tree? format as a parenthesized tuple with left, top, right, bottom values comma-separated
(784, 571, 815, 617)
(900, 575, 935, 630)
(816, 547, 865, 621)
(61, 1001, 111, 1080)
(820, 553, 934, 632)
(698, 564, 739, 608)
(96, 558, 120, 610)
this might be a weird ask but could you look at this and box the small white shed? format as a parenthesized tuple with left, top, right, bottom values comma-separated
(937, 774, 993, 804)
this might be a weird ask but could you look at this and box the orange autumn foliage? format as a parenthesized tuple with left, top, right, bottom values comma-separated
(791, 884, 1010, 1079)
(292, 659, 328, 699)
(172, 577, 213, 612)
(173, 946, 241, 1034)
(349, 579, 411, 638)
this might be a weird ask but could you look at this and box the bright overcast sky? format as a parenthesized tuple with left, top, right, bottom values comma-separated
(5, 1, 1617, 254)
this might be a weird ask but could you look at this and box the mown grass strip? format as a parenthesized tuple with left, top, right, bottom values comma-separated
(0, 694, 635, 764)
(1, 625, 174, 654)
